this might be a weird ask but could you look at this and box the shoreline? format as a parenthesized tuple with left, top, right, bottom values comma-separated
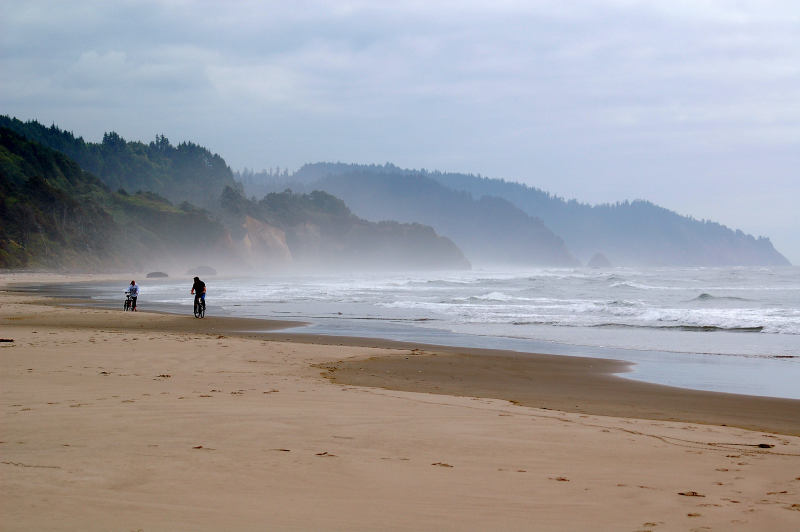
(4, 275, 800, 436)
(3, 272, 800, 530)
(13, 275, 800, 403)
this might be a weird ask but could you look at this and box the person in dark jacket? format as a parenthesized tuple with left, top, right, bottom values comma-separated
(191, 277, 206, 311)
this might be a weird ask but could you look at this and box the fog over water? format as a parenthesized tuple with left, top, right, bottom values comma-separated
(41, 266, 800, 399)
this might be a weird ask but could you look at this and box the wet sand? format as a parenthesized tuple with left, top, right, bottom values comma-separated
(2, 273, 800, 531)
(321, 351, 800, 436)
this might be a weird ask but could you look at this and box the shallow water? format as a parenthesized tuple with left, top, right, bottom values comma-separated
(28, 266, 800, 399)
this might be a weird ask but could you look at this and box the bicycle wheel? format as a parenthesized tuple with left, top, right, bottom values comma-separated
(198, 301, 205, 318)
(124, 299, 130, 311)
(194, 301, 201, 318)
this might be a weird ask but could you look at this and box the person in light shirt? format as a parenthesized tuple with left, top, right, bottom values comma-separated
(125, 280, 140, 311)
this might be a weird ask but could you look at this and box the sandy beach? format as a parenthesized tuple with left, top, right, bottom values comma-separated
(2, 273, 799, 531)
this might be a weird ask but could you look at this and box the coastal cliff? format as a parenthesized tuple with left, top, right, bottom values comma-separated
(220, 187, 471, 271)
(240, 216, 293, 269)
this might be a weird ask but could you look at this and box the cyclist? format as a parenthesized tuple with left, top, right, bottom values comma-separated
(191, 276, 206, 313)
(125, 280, 139, 311)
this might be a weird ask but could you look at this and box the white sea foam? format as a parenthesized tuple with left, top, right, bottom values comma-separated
(101, 266, 800, 358)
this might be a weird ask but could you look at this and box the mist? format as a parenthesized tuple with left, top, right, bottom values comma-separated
(2, 1, 798, 263)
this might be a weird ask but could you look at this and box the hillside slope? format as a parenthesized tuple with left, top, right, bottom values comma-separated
(0, 126, 229, 270)
(307, 170, 577, 267)
(257, 163, 790, 267)
(1, 123, 471, 272)
(0, 116, 240, 211)
(428, 171, 791, 267)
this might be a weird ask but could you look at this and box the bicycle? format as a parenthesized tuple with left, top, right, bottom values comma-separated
(124, 293, 134, 311)
(193, 297, 205, 318)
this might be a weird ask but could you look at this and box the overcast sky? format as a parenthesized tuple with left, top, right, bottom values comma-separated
(2, 0, 799, 262)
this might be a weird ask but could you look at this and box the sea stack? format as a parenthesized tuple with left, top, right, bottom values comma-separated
(587, 252, 612, 268)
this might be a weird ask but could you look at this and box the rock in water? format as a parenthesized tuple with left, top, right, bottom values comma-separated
(146, 271, 169, 278)
(186, 266, 218, 276)
(587, 253, 612, 268)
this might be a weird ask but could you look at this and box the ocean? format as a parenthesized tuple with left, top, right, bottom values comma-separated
(42, 266, 800, 399)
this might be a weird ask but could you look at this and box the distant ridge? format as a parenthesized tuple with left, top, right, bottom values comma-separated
(5, 113, 788, 269)
(426, 169, 791, 267)
(284, 167, 578, 267)
(240, 162, 790, 267)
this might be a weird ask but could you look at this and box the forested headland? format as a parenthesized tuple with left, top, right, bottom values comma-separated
(2, 115, 791, 271)
(240, 162, 790, 267)
(0, 126, 227, 270)
(0, 116, 240, 211)
(0, 118, 470, 272)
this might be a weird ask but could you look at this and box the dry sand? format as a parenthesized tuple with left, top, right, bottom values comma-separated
(1, 273, 799, 531)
